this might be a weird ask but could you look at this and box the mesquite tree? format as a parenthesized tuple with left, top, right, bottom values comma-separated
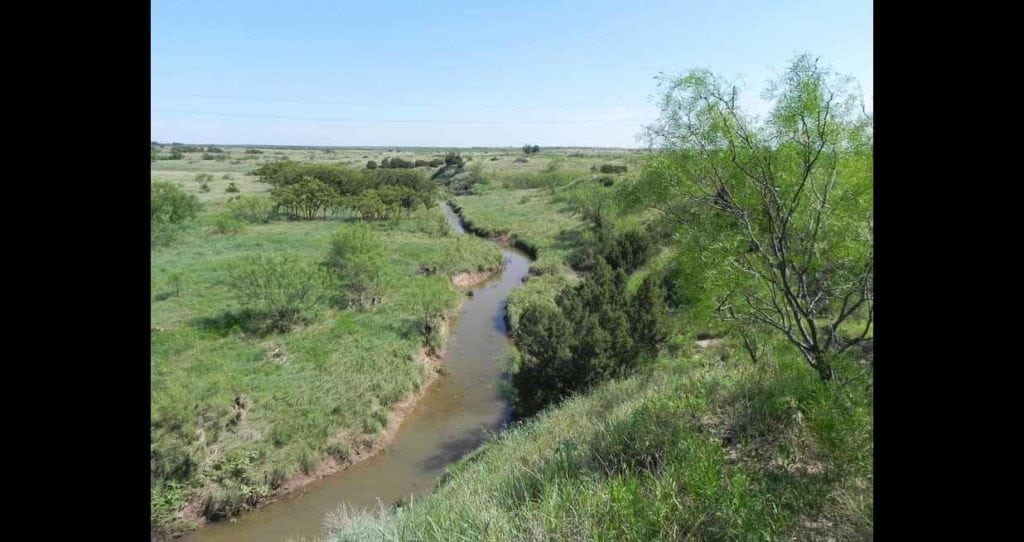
(633, 54, 873, 381)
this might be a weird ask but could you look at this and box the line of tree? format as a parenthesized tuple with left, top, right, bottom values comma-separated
(523, 144, 541, 154)
(254, 160, 439, 220)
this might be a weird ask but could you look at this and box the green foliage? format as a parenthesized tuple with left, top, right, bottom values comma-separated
(522, 144, 541, 155)
(244, 148, 263, 154)
(599, 164, 628, 174)
(225, 182, 239, 193)
(273, 178, 338, 219)
(225, 253, 328, 328)
(512, 258, 668, 417)
(151, 181, 201, 247)
(324, 223, 389, 308)
(366, 160, 377, 169)
(152, 181, 201, 225)
(632, 54, 873, 380)
(443, 152, 464, 167)
(415, 281, 453, 354)
(227, 195, 275, 224)
(211, 214, 246, 235)
(571, 228, 656, 275)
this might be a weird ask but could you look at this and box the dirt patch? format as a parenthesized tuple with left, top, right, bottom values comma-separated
(451, 270, 495, 289)
(695, 338, 723, 349)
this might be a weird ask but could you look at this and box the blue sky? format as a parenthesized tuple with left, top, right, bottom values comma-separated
(151, 0, 872, 147)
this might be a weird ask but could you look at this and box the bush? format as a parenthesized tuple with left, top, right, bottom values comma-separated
(599, 164, 628, 174)
(200, 182, 211, 192)
(212, 214, 245, 235)
(225, 182, 239, 193)
(152, 181, 201, 225)
(523, 144, 541, 154)
(366, 160, 377, 170)
(428, 158, 443, 167)
(225, 253, 327, 329)
(444, 152, 464, 167)
(194, 173, 214, 184)
(511, 258, 668, 417)
(205, 147, 225, 153)
(227, 195, 275, 224)
(597, 176, 615, 187)
(324, 223, 389, 308)
(244, 149, 263, 154)
(169, 150, 184, 160)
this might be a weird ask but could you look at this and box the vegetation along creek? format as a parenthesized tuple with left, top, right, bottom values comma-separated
(181, 202, 532, 542)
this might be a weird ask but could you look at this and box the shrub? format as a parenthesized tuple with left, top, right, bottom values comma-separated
(514, 157, 528, 163)
(205, 147, 224, 153)
(366, 160, 377, 170)
(599, 164, 628, 174)
(227, 195, 275, 224)
(223, 173, 232, 179)
(200, 182, 211, 192)
(443, 152, 464, 167)
(597, 176, 615, 187)
(511, 258, 668, 417)
(169, 150, 184, 160)
(324, 224, 389, 308)
(414, 159, 429, 167)
(212, 214, 245, 235)
(428, 158, 443, 167)
(225, 253, 328, 328)
(194, 173, 214, 184)
(152, 181, 201, 225)
(225, 182, 240, 193)
(523, 144, 541, 154)
(244, 149, 263, 154)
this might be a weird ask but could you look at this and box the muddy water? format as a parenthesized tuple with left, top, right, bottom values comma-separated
(182, 203, 530, 542)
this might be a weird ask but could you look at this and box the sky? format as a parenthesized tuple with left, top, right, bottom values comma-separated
(151, 0, 872, 148)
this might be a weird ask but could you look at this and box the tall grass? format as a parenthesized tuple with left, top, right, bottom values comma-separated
(326, 341, 872, 541)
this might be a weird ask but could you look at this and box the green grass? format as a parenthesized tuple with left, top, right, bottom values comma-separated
(326, 342, 873, 541)
(151, 204, 502, 534)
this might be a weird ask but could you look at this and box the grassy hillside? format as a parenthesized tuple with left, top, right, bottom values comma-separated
(327, 341, 872, 541)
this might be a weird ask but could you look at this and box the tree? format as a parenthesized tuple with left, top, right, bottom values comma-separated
(324, 224, 389, 308)
(366, 160, 377, 170)
(225, 253, 327, 328)
(630, 273, 670, 363)
(511, 257, 665, 417)
(227, 195, 275, 224)
(151, 181, 201, 225)
(634, 54, 873, 380)
(415, 282, 452, 353)
(272, 178, 337, 219)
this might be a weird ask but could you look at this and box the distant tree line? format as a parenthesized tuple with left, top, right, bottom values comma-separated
(253, 160, 439, 220)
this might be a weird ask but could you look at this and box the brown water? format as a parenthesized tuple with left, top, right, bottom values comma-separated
(181, 203, 530, 542)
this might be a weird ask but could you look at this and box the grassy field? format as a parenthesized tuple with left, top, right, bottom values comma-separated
(151, 149, 513, 534)
(150, 144, 646, 535)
